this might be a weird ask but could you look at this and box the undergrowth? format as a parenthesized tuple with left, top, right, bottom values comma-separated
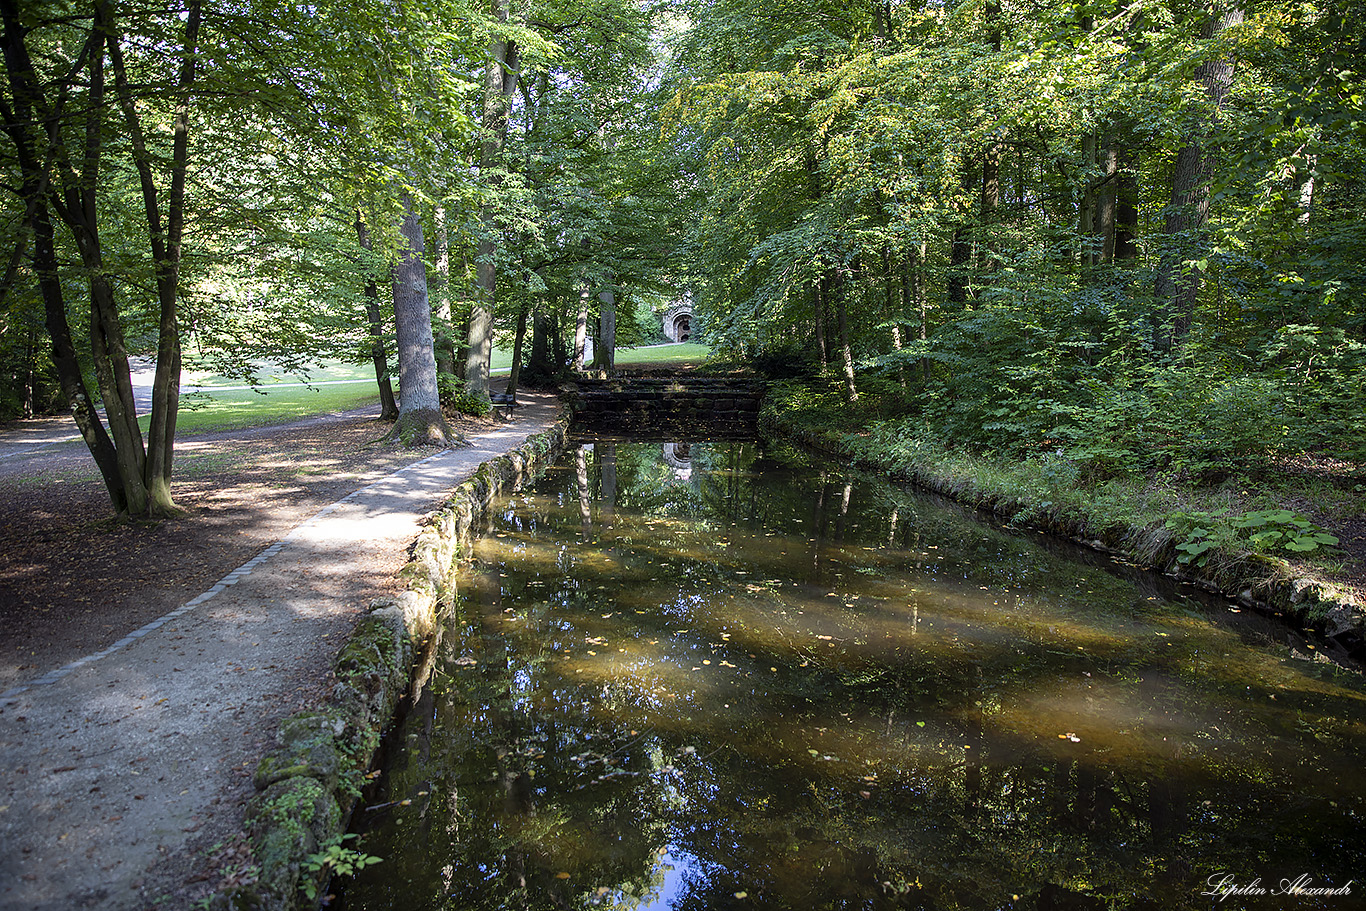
(761, 378, 1363, 596)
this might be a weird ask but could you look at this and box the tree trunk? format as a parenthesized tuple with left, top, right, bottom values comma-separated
(432, 206, 457, 381)
(466, 0, 522, 400)
(140, 0, 200, 517)
(35, 197, 128, 512)
(391, 192, 450, 446)
(104, 0, 201, 516)
(980, 144, 1001, 277)
(466, 247, 495, 396)
(832, 274, 858, 403)
(1296, 154, 1316, 233)
(526, 305, 555, 386)
(8, 0, 198, 516)
(812, 282, 828, 369)
(598, 287, 616, 371)
(1115, 147, 1139, 261)
(505, 298, 530, 401)
(1, 0, 125, 512)
(573, 283, 589, 369)
(883, 250, 906, 389)
(69, 23, 152, 513)
(1155, 4, 1243, 350)
(903, 245, 930, 383)
(1098, 139, 1118, 264)
(355, 209, 399, 420)
(1078, 132, 1099, 268)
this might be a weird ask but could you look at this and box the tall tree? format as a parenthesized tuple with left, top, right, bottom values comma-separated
(1, 0, 200, 516)
(466, 0, 523, 402)
(391, 191, 450, 444)
(1155, 3, 1245, 351)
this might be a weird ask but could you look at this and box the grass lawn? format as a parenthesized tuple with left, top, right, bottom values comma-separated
(160, 344, 712, 433)
(182, 358, 378, 387)
(152, 383, 380, 435)
(613, 342, 712, 367)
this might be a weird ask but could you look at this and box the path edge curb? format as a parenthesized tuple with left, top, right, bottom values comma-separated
(216, 410, 570, 911)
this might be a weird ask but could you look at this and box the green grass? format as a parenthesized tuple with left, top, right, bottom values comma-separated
(151, 384, 381, 435)
(182, 358, 378, 387)
(486, 342, 712, 373)
(611, 342, 712, 367)
(160, 344, 711, 434)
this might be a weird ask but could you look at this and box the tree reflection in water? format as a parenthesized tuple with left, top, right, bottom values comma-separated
(343, 442, 1366, 911)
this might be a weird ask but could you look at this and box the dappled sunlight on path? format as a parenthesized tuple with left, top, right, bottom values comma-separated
(0, 393, 560, 911)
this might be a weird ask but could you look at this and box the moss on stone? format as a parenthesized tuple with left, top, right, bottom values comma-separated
(224, 415, 571, 911)
(246, 777, 340, 904)
(254, 711, 346, 792)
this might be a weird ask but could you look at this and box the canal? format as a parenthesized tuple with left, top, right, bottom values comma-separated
(342, 438, 1365, 910)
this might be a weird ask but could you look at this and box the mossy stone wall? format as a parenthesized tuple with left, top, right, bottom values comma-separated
(217, 414, 568, 910)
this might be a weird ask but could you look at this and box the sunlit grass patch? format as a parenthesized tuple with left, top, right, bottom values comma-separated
(147, 384, 380, 434)
(181, 357, 380, 387)
(613, 343, 712, 368)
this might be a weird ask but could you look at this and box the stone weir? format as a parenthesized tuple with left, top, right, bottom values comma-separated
(564, 374, 766, 438)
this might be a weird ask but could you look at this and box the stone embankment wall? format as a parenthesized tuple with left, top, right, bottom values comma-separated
(566, 376, 764, 437)
(220, 416, 568, 911)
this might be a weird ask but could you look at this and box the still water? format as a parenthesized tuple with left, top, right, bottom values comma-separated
(343, 440, 1366, 910)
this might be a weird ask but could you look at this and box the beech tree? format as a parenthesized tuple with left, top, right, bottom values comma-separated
(391, 191, 451, 444)
(1, 0, 200, 516)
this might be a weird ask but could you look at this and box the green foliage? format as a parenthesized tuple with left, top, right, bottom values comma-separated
(439, 373, 493, 417)
(1231, 510, 1340, 554)
(662, 0, 1366, 482)
(1165, 509, 1340, 567)
(299, 834, 381, 901)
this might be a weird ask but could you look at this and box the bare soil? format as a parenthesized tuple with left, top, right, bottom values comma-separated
(0, 401, 532, 909)
(0, 407, 496, 691)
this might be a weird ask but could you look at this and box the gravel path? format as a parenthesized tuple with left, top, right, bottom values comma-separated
(0, 393, 560, 911)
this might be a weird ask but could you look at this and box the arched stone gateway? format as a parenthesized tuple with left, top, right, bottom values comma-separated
(662, 442, 692, 480)
(662, 301, 693, 343)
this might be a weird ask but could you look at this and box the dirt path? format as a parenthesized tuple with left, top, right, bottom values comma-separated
(0, 392, 561, 910)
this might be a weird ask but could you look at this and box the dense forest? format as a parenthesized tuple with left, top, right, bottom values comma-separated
(2, 0, 1363, 515)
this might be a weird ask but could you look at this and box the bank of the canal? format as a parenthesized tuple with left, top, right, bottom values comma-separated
(339, 437, 1366, 910)
(207, 408, 571, 911)
(757, 384, 1366, 665)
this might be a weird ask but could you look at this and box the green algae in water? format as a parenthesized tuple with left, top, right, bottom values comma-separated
(343, 441, 1366, 910)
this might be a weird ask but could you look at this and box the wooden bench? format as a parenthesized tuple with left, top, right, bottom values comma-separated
(490, 392, 518, 418)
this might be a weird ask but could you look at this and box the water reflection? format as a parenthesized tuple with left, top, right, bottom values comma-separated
(344, 442, 1366, 910)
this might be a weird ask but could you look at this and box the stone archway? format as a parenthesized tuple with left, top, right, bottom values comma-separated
(663, 301, 694, 343)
